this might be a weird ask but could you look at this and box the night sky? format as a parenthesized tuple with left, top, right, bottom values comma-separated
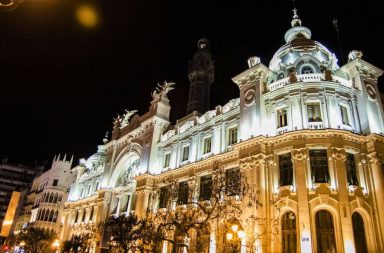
(1, 0, 383, 167)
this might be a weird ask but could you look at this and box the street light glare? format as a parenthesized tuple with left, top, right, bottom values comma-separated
(76, 4, 98, 28)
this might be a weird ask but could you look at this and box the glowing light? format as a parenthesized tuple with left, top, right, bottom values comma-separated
(226, 232, 233, 241)
(231, 224, 239, 232)
(237, 230, 246, 239)
(76, 5, 98, 28)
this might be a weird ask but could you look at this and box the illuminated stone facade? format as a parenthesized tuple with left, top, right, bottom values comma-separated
(62, 10, 384, 253)
(14, 155, 75, 235)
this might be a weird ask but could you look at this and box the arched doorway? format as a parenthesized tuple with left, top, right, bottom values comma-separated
(352, 212, 368, 253)
(281, 211, 296, 253)
(315, 210, 336, 253)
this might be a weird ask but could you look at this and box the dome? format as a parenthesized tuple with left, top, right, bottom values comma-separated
(268, 9, 339, 79)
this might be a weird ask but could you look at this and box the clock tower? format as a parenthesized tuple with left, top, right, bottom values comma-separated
(187, 38, 214, 114)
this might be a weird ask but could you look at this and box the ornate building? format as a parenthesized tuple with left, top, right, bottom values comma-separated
(62, 9, 384, 253)
(13, 155, 75, 235)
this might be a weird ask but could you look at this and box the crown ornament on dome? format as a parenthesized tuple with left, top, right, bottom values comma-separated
(284, 7, 312, 43)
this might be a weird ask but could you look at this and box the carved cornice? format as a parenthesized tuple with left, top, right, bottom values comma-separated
(239, 154, 267, 170)
(330, 147, 346, 161)
(292, 148, 307, 161)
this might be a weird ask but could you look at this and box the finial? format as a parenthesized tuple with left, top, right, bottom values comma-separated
(291, 7, 302, 27)
(293, 8, 299, 19)
(103, 132, 109, 144)
(63, 153, 67, 162)
(70, 154, 74, 165)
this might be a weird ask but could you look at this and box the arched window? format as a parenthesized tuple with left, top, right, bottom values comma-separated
(316, 210, 337, 253)
(44, 209, 50, 221)
(40, 209, 46, 221)
(352, 212, 368, 253)
(277, 73, 285, 80)
(49, 193, 54, 203)
(53, 193, 58, 203)
(37, 209, 42, 221)
(281, 211, 296, 253)
(48, 209, 54, 222)
(53, 210, 59, 223)
(44, 193, 49, 202)
(301, 64, 315, 74)
(89, 206, 94, 222)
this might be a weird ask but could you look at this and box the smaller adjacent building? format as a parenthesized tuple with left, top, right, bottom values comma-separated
(13, 155, 75, 235)
(0, 162, 42, 240)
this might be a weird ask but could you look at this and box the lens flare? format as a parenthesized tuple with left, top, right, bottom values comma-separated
(76, 4, 98, 28)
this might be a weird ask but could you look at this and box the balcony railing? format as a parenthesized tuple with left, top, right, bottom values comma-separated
(268, 73, 352, 92)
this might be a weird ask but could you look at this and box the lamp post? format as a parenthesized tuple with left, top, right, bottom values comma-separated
(52, 239, 60, 253)
(225, 219, 246, 253)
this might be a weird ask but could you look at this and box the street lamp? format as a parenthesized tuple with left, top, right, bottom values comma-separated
(225, 219, 246, 252)
(52, 239, 60, 253)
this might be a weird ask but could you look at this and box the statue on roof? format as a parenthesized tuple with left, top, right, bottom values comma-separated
(151, 81, 175, 102)
(121, 109, 138, 128)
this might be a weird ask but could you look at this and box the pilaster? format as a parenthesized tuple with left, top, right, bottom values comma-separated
(292, 148, 313, 252)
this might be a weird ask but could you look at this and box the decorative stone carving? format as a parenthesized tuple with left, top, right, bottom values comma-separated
(239, 154, 267, 170)
(367, 152, 381, 165)
(292, 148, 307, 161)
(330, 147, 346, 161)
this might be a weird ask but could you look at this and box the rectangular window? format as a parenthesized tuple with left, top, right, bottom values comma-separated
(80, 188, 84, 198)
(307, 103, 322, 122)
(340, 106, 350, 125)
(203, 137, 212, 154)
(199, 175, 213, 201)
(159, 186, 169, 209)
(345, 153, 359, 186)
(279, 153, 293, 186)
(309, 150, 330, 183)
(182, 146, 189, 162)
(95, 181, 99, 190)
(228, 127, 238, 145)
(225, 168, 241, 196)
(164, 153, 171, 168)
(52, 179, 58, 186)
(177, 181, 189, 205)
(277, 108, 288, 128)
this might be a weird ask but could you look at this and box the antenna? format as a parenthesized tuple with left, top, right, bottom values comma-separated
(333, 18, 345, 65)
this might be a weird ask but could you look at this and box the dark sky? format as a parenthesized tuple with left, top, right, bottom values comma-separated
(1, 0, 383, 167)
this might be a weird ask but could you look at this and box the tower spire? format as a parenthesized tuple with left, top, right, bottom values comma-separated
(187, 38, 214, 114)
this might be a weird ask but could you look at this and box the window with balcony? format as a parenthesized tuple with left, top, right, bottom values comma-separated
(307, 103, 322, 122)
(309, 150, 330, 183)
(277, 108, 288, 128)
(158, 186, 169, 209)
(340, 105, 350, 126)
(199, 175, 213, 201)
(182, 146, 189, 162)
(177, 181, 189, 205)
(228, 127, 238, 145)
(345, 153, 359, 186)
(203, 137, 212, 154)
(164, 153, 171, 168)
(279, 153, 293, 186)
(225, 168, 241, 196)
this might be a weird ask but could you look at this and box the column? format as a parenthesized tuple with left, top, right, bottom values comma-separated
(331, 147, 356, 253)
(292, 148, 313, 252)
(367, 151, 384, 251)
(135, 186, 151, 218)
(239, 153, 267, 252)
